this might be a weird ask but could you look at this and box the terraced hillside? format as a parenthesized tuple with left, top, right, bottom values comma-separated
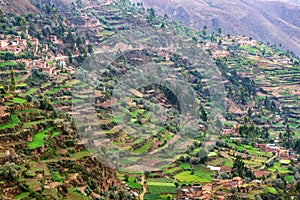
(0, 0, 300, 199)
(0, 94, 134, 199)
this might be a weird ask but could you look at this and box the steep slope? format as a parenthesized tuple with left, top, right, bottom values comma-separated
(0, 0, 38, 14)
(132, 0, 300, 56)
(0, 0, 300, 199)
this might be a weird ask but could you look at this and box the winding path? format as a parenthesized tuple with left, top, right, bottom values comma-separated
(139, 175, 147, 200)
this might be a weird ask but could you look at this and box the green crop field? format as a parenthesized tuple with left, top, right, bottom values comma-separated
(13, 97, 27, 104)
(174, 171, 211, 183)
(28, 127, 53, 149)
(0, 114, 19, 130)
(147, 185, 176, 194)
(14, 192, 29, 200)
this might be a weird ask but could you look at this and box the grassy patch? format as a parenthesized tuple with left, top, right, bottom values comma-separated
(127, 181, 142, 189)
(28, 127, 52, 149)
(284, 175, 294, 183)
(66, 188, 89, 200)
(134, 140, 153, 154)
(147, 185, 176, 194)
(266, 187, 277, 194)
(174, 171, 210, 183)
(51, 131, 60, 138)
(71, 150, 91, 160)
(0, 61, 18, 68)
(208, 152, 218, 157)
(13, 97, 27, 104)
(179, 163, 190, 170)
(279, 159, 291, 165)
(0, 114, 19, 130)
(14, 192, 29, 200)
(148, 178, 174, 183)
(148, 182, 175, 187)
(52, 171, 63, 182)
(46, 87, 60, 95)
(97, 30, 115, 37)
(144, 194, 160, 200)
(25, 87, 39, 95)
(163, 167, 182, 175)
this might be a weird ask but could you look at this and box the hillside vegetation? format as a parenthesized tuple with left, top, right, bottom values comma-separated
(0, 0, 299, 199)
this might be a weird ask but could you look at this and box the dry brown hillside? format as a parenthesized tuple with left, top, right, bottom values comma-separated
(133, 0, 300, 56)
(0, 0, 38, 14)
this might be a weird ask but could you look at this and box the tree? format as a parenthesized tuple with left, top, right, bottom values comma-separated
(232, 156, 245, 178)
(0, 8, 3, 21)
(66, 31, 75, 46)
(84, 186, 92, 196)
(199, 149, 208, 159)
(202, 26, 207, 36)
(0, 162, 19, 181)
(67, 51, 73, 63)
(199, 105, 208, 122)
(88, 44, 94, 54)
(144, 170, 150, 178)
(149, 8, 155, 18)
(124, 174, 129, 182)
(76, 35, 82, 47)
(272, 178, 285, 189)
(218, 27, 222, 35)
(25, 94, 33, 102)
(247, 108, 252, 117)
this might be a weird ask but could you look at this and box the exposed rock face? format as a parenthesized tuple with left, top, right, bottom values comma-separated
(133, 0, 300, 55)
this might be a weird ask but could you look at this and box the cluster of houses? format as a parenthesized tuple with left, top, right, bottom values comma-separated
(0, 35, 27, 54)
(176, 177, 264, 200)
(29, 60, 75, 77)
(0, 29, 77, 77)
(176, 183, 212, 200)
(254, 143, 297, 160)
(222, 127, 238, 136)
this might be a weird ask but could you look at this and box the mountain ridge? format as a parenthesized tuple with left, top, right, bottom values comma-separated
(132, 0, 300, 56)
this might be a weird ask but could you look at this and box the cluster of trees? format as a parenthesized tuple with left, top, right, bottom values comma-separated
(238, 117, 269, 139)
(178, 143, 208, 165)
(278, 124, 295, 149)
(216, 58, 256, 105)
(231, 156, 254, 180)
(0, 51, 30, 61)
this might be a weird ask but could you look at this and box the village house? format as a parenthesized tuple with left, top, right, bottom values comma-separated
(176, 183, 212, 200)
(212, 177, 244, 190)
(0, 40, 9, 49)
(13, 36, 21, 45)
(279, 149, 297, 160)
(19, 39, 27, 47)
(265, 143, 280, 153)
(29, 38, 39, 54)
(207, 165, 221, 171)
(220, 166, 232, 173)
(254, 170, 269, 179)
(30, 61, 46, 69)
(43, 65, 54, 75)
(230, 137, 242, 142)
(222, 127, 237, 135)
(212, 50, 230, 58)
(254, 143, 266, 148)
